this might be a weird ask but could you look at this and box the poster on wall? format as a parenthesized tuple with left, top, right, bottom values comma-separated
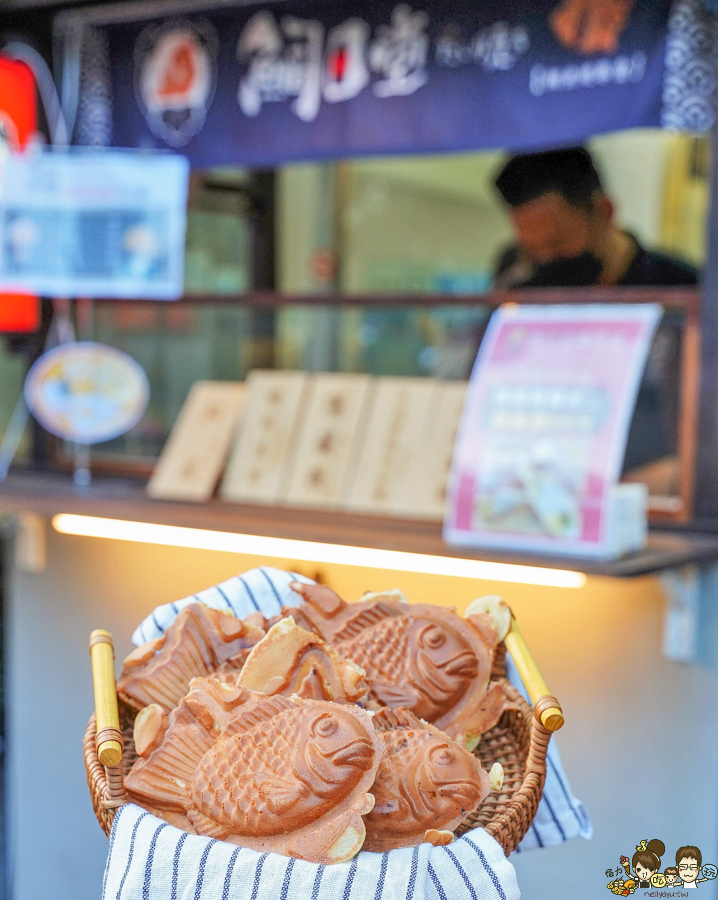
(0, 150, 189, 299)
(24, 342, 149, 444)
(443, 304, 661, 558)
(58, 0, 716, 167)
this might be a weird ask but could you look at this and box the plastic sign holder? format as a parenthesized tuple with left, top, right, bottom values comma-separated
(444, 303, 661, 559)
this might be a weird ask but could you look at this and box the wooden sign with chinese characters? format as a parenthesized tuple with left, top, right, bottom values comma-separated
(344, 377, 438, 516)
(397, 381, 468, 521)
(221, 370, 309, 504)
(284, 374, 373, 508)
(147, 381, 246, 502)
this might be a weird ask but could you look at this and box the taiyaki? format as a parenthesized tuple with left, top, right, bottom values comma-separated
(285, 583, 407, 644)
(237, 617, 368, 703)
(363, 708, 490, 852)
(126, 679, 382, 863)
(118, 604, 265, 713)
(337, 605, 511, 747)
(286, 583, 514, 748)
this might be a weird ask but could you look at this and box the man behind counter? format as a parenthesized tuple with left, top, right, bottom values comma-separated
(494, 146, 697, 289)
(492, 146, 698, 495)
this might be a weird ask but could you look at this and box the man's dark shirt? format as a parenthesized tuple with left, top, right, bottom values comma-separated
(620, 243, 698, 287)
(494, 237, 699, 473)
(496, 238, 698, 288)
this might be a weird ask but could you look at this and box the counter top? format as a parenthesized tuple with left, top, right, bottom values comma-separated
(2, 471, 718, 578)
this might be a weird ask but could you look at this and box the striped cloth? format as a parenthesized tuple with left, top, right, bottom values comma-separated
(130, 567, 591, 855)
(504, 654, 591, 853)
(131, 567, 314, 646)
(102, 804, 521, 900)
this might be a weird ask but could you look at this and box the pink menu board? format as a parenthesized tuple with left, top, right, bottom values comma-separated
(444, 304, 661, 558)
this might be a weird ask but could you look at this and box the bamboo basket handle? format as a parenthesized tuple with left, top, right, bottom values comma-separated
(504, 617, 564, 732)
(89, 630, 126, 809)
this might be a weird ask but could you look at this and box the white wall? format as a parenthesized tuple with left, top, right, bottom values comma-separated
(590, 128, 676, 249)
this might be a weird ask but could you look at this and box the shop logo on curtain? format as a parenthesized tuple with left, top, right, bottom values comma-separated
(135, 19, 218, 147)
(236, 4, 431, 122)
(96, 0, 718, 166)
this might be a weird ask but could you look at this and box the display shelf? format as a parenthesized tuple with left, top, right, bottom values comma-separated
(60, 288, 702, 524)
(2, 471, 718, 578)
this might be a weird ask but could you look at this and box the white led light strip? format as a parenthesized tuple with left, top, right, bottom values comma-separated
(51, 513, 587, 589)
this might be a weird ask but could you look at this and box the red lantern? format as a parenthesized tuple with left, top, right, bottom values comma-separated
(0, 54, 39, 333)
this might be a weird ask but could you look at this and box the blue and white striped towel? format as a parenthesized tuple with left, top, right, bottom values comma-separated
(103, 804, 521, 900)
(131, 567, 591, 857)
(131, 567, 314, 646)
(504, 654, 591, 852)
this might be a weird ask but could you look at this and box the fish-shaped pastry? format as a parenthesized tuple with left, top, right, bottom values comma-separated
(287, 583, 514, 748)
(334, 603, 512, 748)
(284, 583, 408, 644)
(126, 679, 382, 864)
(237, 617, 368, 703)
(117, 603, 265, 713)
(363, 708, 490, 852)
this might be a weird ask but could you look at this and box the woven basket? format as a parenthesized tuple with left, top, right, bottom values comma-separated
(84, 642, 551, 857)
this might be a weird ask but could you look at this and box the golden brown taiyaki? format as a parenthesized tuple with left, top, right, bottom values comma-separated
(287, 583, 512, 748)
(363, 708, 490, 852)
(126, 679, 382, 864)
(335, 605, 482, 721)
(117, 604, 265, 713)
(237, 617, 368, 703)
(337, 607, 509, 747)
(285, 583, 407, 644)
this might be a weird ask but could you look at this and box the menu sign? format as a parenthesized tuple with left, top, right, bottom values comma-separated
(444, 304, 661, 558)
(0, 150, 189, 299)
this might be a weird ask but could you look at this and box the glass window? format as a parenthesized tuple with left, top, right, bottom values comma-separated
(86, 302, 254, 462)
(4, 129, 706, 503)
(184, 169, 251, 295)
(0, 338, 31, 468)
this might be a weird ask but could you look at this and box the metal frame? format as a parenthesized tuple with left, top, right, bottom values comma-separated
(694, 124, 718, 521)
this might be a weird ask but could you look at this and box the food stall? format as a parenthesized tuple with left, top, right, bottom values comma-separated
(1, 1, 718, 898)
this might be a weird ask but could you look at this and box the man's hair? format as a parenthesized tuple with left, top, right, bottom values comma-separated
(494, 147, 603, 212)
(664, 867, 678, 877)
(676, 846, 702, 868)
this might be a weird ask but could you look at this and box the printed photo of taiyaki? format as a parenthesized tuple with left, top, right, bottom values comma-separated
(363, 708, 491, 852)
(237, 617, 368, 704)
(118, 604, 265, 713)
(125, 679, 382, 864)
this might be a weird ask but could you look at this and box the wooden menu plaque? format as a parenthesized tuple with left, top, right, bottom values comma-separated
(283, 373, 373, 509)
(397, 381, 468, 521)
(221, 370, 308, 504)
(344, 377, 438, 516)
(147, 381, 246, 502)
